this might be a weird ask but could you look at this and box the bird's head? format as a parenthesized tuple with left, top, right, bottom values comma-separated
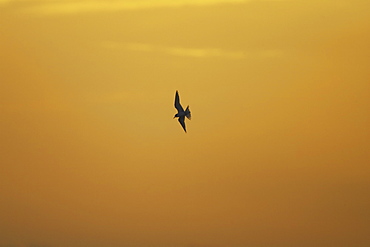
(173, 113, 178, 118)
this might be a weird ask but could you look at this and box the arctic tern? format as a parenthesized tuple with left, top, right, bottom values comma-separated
(173, 90, 191, 133)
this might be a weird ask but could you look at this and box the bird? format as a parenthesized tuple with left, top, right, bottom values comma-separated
(173, 90, 191, 133)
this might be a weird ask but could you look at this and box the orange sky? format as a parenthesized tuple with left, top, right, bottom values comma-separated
(1, 0, 370, 246)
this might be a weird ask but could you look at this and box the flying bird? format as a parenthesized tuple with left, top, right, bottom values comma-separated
(173, 90, 191, 133)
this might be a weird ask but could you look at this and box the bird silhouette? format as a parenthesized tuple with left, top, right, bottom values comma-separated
(173, 90, 191, 133)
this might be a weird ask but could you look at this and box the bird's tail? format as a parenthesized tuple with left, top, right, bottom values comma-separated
(185, 106, 191, 120)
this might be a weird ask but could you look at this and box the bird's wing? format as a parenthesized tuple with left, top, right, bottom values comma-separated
(178, 116, 187, 133)
(174, 90, 184, 112)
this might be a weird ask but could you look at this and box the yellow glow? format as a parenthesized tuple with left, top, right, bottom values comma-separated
(1, 0, 370, 246)
(24, 0, 251, 15)
(103, 41, 247, 59)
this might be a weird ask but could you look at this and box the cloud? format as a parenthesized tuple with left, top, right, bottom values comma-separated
(167, 47, 245, 59)
(103, 41, 283, 60)
(103, 41, 246, 59)
(23, 0, 251, 15)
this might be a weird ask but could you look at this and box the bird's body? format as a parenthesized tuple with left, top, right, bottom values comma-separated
(174, 91, 191, 132)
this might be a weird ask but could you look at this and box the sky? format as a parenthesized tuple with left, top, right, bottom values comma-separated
(1, 0, 370, 246)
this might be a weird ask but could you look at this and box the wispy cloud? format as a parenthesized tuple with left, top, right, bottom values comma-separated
(23, 0, 251, 15)
(103, 41, 245, 59)
(166, 47, 245, 59)
(102, 41, 283, 60)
